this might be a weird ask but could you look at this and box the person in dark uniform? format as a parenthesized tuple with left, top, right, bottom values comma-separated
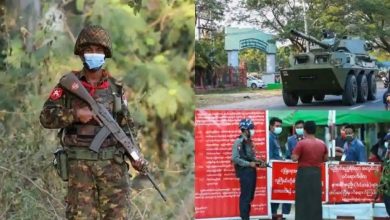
(232, 118, 266, 220)
(292, 121, 328, 220)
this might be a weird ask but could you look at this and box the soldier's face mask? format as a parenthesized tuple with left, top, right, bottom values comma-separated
(385, 142, 389, 149)
(83, 53, 105, 71)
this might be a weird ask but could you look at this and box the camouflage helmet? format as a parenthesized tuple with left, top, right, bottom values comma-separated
(74, 25, 112, 58)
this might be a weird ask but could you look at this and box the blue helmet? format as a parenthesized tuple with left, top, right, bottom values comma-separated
(385, 133, 390, 141)
(239, 118, 255, 130)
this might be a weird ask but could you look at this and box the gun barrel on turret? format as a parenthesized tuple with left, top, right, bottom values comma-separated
(290, 29, 332, 50)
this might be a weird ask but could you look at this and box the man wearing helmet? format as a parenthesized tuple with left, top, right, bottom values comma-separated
(232, 118, 266, 220)
(40, 25, 147, 219)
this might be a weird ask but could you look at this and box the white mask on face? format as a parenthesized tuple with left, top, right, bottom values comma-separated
(385, 142, 389, 149)
(249, 129, 255, 136)
(274, 127, 282, 135)
(295, 128, 304, 136)
(83, 53, 105, 71)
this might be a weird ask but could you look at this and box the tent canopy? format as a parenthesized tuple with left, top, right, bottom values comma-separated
(268, 110, 390, 126)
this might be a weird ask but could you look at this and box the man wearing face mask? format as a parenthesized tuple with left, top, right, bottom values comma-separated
(232, 118, 266, 220)
(292, 121, 328, 220)
(341, 125, 367, 162)
(269, 117, 284, 218)
(335, 123, 349, 161)
(286, 120, 305, 159)
(40, 25, 147, 219)
(278, 120, 304, 217)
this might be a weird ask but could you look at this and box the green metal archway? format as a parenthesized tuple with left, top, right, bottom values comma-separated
(225, 27, 277, 84)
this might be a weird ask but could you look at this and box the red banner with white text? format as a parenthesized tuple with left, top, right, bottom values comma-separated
(194, 110, 269, 219)
(328, 164, 382, 203)
(271, 161, 326, 202)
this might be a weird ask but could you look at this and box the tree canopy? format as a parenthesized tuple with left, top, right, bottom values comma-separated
(239, 0, 390, 54)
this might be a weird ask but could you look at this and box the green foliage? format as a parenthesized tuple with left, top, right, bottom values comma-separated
(195, 31, 227, 86)
(239, 48, 265, 72)
(241, 0, 390, 54)
(196, 0, 225, 22)
(243, 0, 306, 51)
(378, 160, 390, 196)
(0, 0, 194, 219)
(277, 46, 291, 68)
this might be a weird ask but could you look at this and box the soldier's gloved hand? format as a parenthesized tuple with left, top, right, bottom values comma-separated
(131, 158, 149, 174)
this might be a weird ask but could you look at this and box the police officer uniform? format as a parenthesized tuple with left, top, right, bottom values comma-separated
(232, 119, 257, 220)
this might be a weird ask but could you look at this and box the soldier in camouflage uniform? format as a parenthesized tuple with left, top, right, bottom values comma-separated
(40, 25, 147, 220)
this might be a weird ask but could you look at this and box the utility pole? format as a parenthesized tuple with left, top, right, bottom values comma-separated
(301, 0, 309, 52)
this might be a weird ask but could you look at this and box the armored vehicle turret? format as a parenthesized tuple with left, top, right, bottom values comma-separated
(280, 29, 378, 106)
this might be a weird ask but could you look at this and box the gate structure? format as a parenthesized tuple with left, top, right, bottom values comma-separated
(225, 27, 277, 85)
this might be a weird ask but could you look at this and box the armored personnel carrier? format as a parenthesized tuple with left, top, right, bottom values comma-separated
(280, 29, 378, 106)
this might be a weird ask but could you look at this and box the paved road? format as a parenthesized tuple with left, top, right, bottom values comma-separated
(202, 85, 387, 110)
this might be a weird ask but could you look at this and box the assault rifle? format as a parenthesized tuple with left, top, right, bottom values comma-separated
(59, 73, 167, 202)
(255, 160, 272, 168)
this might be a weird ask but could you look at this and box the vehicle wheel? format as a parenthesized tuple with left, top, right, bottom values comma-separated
(367, 73, 376, 100)
(251, 83, 257, 89)
(357, 74, 368, 103)
(282, 89, 298, 106)
(314, 94, 325, 101)
(342, 74, 357, 105)
(300, 95, 313, 103)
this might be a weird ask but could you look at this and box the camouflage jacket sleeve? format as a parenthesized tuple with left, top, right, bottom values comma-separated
(39, 84, 76, 129)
